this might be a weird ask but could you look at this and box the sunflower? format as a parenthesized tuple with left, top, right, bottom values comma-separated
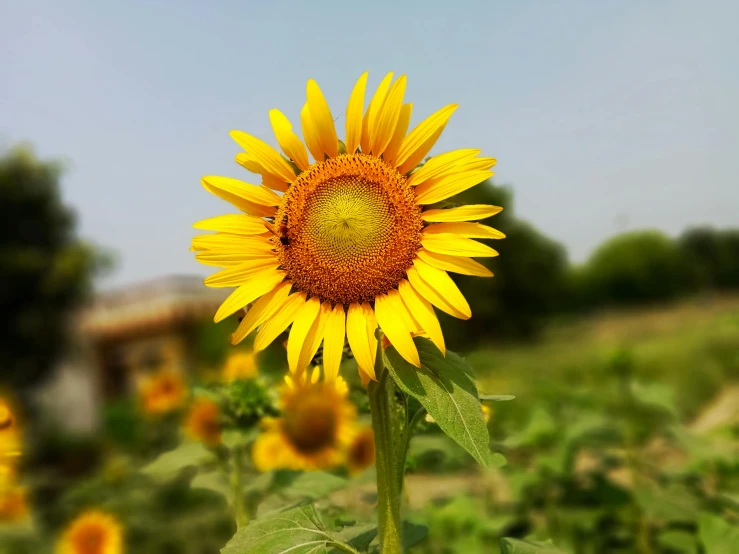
(252, 369, 355, 471)
(0, 465, 27, 523)
(193, 72, 503, 382)
(184, 398, 222, 447)
(347, 427, 375, 475)
(137, 369, 188, 416)
(56, 511, 123, 554)
(222, 350, 258, 382)
(0, 399, 21, 464)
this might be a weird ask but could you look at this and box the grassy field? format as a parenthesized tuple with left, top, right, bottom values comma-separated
(469, 293, 739, 421)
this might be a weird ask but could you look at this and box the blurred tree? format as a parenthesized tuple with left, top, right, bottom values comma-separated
(579, 230, 693, 307)
(432, 181, 570, 349)
(679, 226, 739, 290)
(0, 146, 111, 392)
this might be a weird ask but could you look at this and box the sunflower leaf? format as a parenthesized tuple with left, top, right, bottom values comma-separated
(141, 441, 215, 481)
(221, 504, 332, 554)
(384, 337, 492, 467)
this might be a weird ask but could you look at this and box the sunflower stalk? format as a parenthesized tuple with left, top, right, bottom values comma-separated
(230, 445, 249, 529)
(368, 334, 404, 554)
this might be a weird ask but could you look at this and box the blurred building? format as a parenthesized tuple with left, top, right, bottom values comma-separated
(37, 276, 226, 432)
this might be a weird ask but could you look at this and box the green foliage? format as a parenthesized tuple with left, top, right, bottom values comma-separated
(680, 226, 739, 290)
(499, 538, 568, 553)
(225, 379, 278, 427)
(0, 146, 111, 390)
(384, 338, 492, 466)
(578, 230, 693, 307)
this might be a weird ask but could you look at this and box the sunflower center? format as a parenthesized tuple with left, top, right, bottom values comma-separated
(282, 392, 337, 454)
(74, 526, 106, 554)
(276, 154, 422, 305)
(0, 407, 13, 431)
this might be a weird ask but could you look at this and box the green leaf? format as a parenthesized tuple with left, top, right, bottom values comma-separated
(500, 537, 568, 553)
(401, 521, 429, 549)
(331, 523, 377, 552)
(384, 338, 492, 466)
(699, 513, 739, 554)
(191, 470, 232, 502)
(634, 483, 698, 522)
(657, 529, 698, 553)
(479, 394, 515, 401)
(272, 471, 348, 500)
(221, 505, 333, 554)
(141, 442, 215, 481)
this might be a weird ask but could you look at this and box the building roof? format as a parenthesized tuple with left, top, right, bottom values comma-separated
(81, 275, 228, 339)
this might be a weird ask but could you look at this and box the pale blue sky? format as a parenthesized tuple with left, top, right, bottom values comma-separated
(2, 0, 738, 288)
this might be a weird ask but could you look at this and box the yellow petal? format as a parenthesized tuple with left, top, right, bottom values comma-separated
(360, 72, 394, 153)
(395, 104, 458, 174)
(416, 249, 494, 277)
(406, 266, 468, 320)
(346, 302, 377, 381)
(383, 103, 412, 168)
(201, 177, 276, 217)
(269, 109, 310, 171)
(201, 176, 281, 207)
(424, 222, 505, 239)
(298, 302, 331, 371)
(229, 131, 297, 183)
(371, 75, 407, 157)
(421, 234, 499, 257)
(287, 296, 321, 373)
(413, 259, 471, 319)
(398, 280, 445, 355)
(306, 79, 338, 158)
(193, 214, 268, 235)
(261, 172, 289, 193)
(231, 282, 292, 344)
(301, 103, 324, 162)
(406, 149, 481, 186)
(421, 204, 503, 222)
(253, 292, 307, 351)
(234, 155, 289, 193)
(414, 170, 493, 204)
(190, 233, 274, 252)
(214, 269, 286, 323)
(234, 152, 263, 174)
(196, 250, 276, 268)
(374, 293, 420, 367)
(345, 72, 368, 155)
(204, 259, 280, 288)
(322, 304, 346, 382)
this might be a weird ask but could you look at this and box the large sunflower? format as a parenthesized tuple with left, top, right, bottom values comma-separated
(193, 73, 503, 382)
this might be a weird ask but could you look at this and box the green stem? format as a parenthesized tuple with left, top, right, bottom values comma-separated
(368, 338, 403, 553)
(231, 446, 248, 528)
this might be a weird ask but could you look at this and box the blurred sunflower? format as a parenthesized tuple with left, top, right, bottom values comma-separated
(0, 466, 27, 523)
(193, 72, 502, 382)
(0, 399, 21, 463)
(347, 427, 375, 475)
(137, 369, 187, 416)
(56, 511, 123, 554)
(222, 350, 258, 382)
(184, 398, 222, 447)
(252, 368, 355, 471)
